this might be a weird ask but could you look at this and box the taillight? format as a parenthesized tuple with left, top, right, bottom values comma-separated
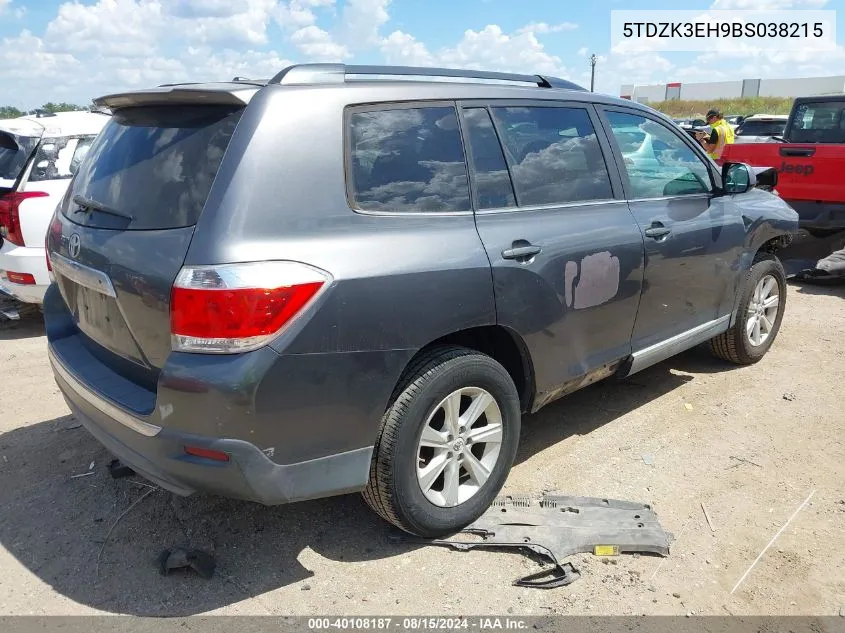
(0, 191, 49, 247)
(170, 261, 331, 354)
(46, 213, 61, 276)
(6, 271, 36, 285)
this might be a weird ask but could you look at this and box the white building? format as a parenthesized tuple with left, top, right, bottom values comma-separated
(620, 75, 845, 103)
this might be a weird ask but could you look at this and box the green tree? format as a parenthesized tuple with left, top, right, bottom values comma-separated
(35, 102, 87, 114)
(0, 106, 24, 119)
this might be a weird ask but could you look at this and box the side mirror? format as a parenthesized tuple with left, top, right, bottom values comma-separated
(754, 166, 778, 189)
(722, 162, 756, 194)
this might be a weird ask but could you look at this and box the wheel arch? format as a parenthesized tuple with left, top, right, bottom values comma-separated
(392, 325, 535, 414)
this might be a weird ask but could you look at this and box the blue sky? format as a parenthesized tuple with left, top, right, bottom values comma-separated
(0, 0, 842, 109)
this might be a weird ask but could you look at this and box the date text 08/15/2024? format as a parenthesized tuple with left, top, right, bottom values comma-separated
(308, 618, 529, 630)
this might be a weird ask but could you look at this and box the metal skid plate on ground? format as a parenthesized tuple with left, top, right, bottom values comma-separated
(409, 495, 674, 589)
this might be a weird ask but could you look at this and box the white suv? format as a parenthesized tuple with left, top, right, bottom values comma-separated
(0, 110, 109, 305)
(733, 114, 788, 144)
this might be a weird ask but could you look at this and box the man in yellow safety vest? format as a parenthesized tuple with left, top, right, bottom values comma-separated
(698, 108, 735, 160)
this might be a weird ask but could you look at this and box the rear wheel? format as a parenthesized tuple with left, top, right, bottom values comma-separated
(709, 253, 787, 365)
(362, 346, 521, 538)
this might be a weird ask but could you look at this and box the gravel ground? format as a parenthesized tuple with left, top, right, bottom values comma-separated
(0, 249, 843, 617)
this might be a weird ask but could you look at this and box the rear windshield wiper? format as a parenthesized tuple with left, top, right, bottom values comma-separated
(72, 194, 134, 220)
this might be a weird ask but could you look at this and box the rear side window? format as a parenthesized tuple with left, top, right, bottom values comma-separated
(29, 135, 97, 182)
(490, 106, 614, 206)
(348, 106, 470, 213)
(66, 105, 243, 230)
(463, 108, 516, 210)
(790, 102, 845, 143)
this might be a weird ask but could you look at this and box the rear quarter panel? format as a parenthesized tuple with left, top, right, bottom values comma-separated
(19, 180, 66, 247)
(178, 85, 497, 458)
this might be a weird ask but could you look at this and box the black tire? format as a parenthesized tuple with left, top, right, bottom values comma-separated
(362, 346, 521, 538)
(709, 253, 787, 365)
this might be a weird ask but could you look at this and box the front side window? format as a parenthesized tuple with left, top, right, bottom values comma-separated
(605, 111, 713, 199)
(490, 106, 613, 206)
(348, 106, 470, 213)
(0, 132, 38, 186)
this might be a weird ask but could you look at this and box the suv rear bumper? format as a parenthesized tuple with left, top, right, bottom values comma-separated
(0, 241, 49, 304)
(49, 346, 373, 505)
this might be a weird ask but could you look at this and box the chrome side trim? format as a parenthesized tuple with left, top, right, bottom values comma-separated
(48, 347, 162, 437)
(50, 252, 116, 298)
(475, 199, 627, 216)
(627, 193, 712, 203)
(627, 315, 731, 376)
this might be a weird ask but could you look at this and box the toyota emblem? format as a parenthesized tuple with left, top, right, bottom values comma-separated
(68, 233, 81, 259)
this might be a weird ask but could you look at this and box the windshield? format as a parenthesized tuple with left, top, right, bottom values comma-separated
(65, 104, 243, 230)
(736, 120, 786, 137)
(790, 101, 845, 143)
(0, 131, 39, 188)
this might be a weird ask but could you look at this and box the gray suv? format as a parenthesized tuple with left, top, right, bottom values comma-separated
(43, 64, 798, 537)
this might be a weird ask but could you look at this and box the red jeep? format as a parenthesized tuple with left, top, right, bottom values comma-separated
(719, 95, 845, 237)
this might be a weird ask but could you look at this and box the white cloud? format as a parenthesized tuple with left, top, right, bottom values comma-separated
(382, 23, 572, 80)
(336, 0, 392, 51)
(380, 30, 435, 66)
(0, 0, 9, 14)
(517, 22, 578, 35)
(710, 0, 828, 7)
(44, 0, 163, 58)
(44, 0, 279, 52)
(0, 30, 83, 84)
(290, 25, 350, 60)
(186, 0, 277, 46)
(276, 0, 336, 30)
(577, 47, 589, 56)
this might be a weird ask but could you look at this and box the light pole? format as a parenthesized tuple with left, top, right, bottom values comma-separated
(590, 54, 597, 92)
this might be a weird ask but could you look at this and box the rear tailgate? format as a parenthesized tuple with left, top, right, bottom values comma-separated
(720, 142, 845, 204)
(48, 100, 244, 386)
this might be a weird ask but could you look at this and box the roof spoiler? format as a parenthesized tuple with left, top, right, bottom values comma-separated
(93, 85, 258, 110)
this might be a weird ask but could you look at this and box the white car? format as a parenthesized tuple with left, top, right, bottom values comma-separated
(733, 114, 788, 144)
(0, 110, 108, 305)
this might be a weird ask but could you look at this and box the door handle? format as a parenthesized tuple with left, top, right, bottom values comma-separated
(779, 147, 815, 157)
(644, 226, 671, 239)
(502, 244, 542, 260)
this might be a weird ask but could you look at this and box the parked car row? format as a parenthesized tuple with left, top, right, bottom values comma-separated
(0, 110, 109, 305)
(672, 113, 788, 143)
(733, 114, 788, 143)
(33, 64, 798, 537)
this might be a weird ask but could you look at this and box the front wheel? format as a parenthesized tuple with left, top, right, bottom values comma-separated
(709, 253, 787, 365)
(362, 346, 521, 538)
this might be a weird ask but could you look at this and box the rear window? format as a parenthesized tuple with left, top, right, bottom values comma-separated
(736, 120, 786, 137)
(0, 132, 38, 186)
(790, 101, 845, 143)
(65, 105, 243, 229)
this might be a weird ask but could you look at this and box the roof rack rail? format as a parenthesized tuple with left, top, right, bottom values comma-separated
(267, 63, 584, 91)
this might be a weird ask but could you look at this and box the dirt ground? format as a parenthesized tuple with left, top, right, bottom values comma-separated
(1, 242, 843, 617)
